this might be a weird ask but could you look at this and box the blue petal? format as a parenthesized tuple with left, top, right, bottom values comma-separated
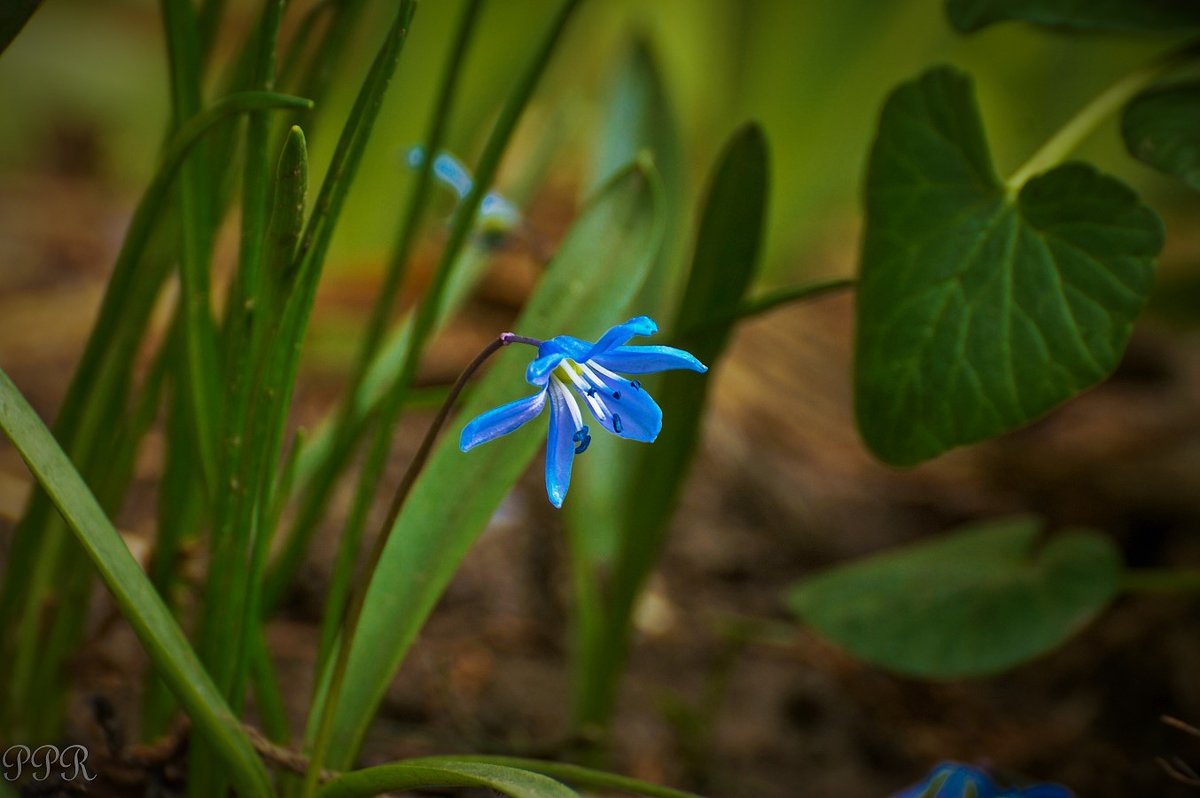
(893, 763, 998, 798)
(526, 336, 592, 385)
(587, 316, 658, 358)
(572, 367, 662, 442)
(544, 381, 578, 507)
(526, 351, 567, 386)
(541, 335, 592, 360)
(459, 389, 547, 451)
(432, 152, 474, 199)
(591, 345, 708, 375)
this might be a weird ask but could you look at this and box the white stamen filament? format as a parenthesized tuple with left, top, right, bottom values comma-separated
(586, 360, 624, 382)
(550, 376, 584, 430)
(556, 361, 606, 419)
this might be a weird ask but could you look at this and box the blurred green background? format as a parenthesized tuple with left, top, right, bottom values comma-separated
(0, 0, 1178, 285)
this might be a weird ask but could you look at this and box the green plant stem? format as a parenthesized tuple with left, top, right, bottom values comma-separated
(271, 0, 484, 621)
(692, 276, 855, 334)
(1121, 568, 1200, 593)
(1006, 43, 1200, 191)
(302, 333, 527, 798)
(162, 0, 222, 498)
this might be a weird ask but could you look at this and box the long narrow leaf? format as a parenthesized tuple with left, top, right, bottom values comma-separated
(0, 370, 273, 798)
(318, 760, 577, 798)
(570, 125, 770, 730)
(320, 159, 663, 766)
(424, 756, 701, 798)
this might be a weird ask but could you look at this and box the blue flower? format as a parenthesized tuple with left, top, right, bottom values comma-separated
(459, 316, 707, 507)
(406, 146, 521, 237)
(894, 762, 1073, 798)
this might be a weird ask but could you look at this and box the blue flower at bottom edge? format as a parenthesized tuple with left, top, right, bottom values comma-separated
(894, 762, 1073, 798)
(459, 316, 707, 508)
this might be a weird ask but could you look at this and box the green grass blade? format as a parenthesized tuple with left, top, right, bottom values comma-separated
(317, 760, 579, 798)
(318, 159, 663, 767)
(569, 125, 770, 731)
(0, 90, 309, 735)
(257, 0, 416, 616)
(286, 0, 369, 140)
(420, 756, 702, 798)
(196, 1, 292, 696)
(269, 0, 484, 626)
(0, 0, 41, 56)
(562, 42, 688, 716)
(205, 125, 309, 676)
(270, 0, 578, 610)
(161, 0, 222, 496)
(0, 369, 273, 798)
(263, 245, 491, 610)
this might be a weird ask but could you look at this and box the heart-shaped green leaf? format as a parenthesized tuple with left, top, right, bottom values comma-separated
(855, 66, 1162, 466)
(947, 0, 1200, 32)
(1123, 82, 1200, 191)
(786, 517, 1122, 678)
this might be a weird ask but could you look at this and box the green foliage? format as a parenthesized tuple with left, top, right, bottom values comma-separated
(787, 516, 1122, 678)
(1122, 81, 1200, 190)
(855, 66, 1162, 467)
(0, 370, 273, 798)
(316, 160, 663, 767)
(946, 0, 1200, 32)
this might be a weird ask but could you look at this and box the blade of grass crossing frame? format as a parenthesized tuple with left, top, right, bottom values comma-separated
(145, 329, 205, 738)
(310, 0, 484, 678)
(306, 0, 585, 769)
(318, 159, 663, 767)
(317, 761, 579, 798)
(262, 246, 491, 610)
(0, 90, 310, 734)
(189, 0, 294, 778)
(255, 0, 416, 625)
(267, 0, 570, 615)
(197, 0, 290, 708)
(242, 4, 416, 753)
(0, 0, 41, 56)
(571, 125, 770, 732)
(0, 370, 273, 798)
(190, 128, 307, 797)
(410, 756, 701, 798)
(564, 36, 688, 616)
(161, 0, 222, 496)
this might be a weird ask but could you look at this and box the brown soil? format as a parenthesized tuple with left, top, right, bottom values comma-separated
(2, 174, 1200, 798)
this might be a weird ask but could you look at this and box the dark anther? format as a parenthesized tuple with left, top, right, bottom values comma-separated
(587, 388, 596, 397)
(612, 391, 621, 400)
(612, 414, 623, 433)
(573, 426, 592, 454)
(631, 380, 641, 391)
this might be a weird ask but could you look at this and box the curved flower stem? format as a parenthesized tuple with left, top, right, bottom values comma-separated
(301, 331, 537, 797)
(1121, 568, 1200, 594)
(1005, 39, 1200, 192)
